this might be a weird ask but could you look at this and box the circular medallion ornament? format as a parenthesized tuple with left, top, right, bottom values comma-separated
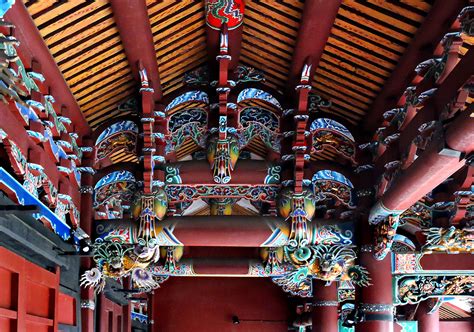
(206, 0, 245, 30)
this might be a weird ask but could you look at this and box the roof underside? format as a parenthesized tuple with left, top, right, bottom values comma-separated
(24, 0, 433, 131)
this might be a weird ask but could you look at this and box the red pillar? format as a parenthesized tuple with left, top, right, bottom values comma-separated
(312, 280, 338, 332)
(416, 300, 439, 332)
(80, 149, 96, 332)
(355, 251, 394, 332)
(122, 304, 132, 332)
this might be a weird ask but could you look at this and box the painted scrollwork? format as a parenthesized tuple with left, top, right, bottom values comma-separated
(272, 244, 370, 297)
(312, 170, 355, 208)
(131, 189, 168, 246)
(395, 274, 474, 305)
(81, 239, 161, 293)
(166, 108, 208, 154)
(422, 226, 474, 253)
(310, 118, 356, 163)
(207, 135, 240, 184)
(95, 121, 138, 163)
(373, 215, 399, 260)
(238, 107, 280, 152)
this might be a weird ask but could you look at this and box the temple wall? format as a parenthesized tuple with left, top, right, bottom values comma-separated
(439, 321, 473, 332)
(153, 277, 290, 332)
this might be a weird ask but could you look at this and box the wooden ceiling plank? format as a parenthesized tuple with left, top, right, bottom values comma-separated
(64, 52, 129, 84)
(66, 57, 129, 87)
(240, 53, 288, 82)
(48, 19, 116, 55)
(254, 0, 302, 20)
(334, 18, 405, 53)
(244, 17, 296, 47)
(400, 0, 431, 12)
(82, 90, 133, 115)
(314, 75, 374, 104)
(26, 0, 61, 16)
(243, 25, 294, 53)
(156, 31, 205, 59)
(53, 31, 120, 63)
(366, 0, 425, 22)
(324, 45, 391, 78)
(315, 67, 377, 98)
(44, 10, 115, 47)
(241, 33, 292, 61)
(244, 9, 299, 38)
(73, 67, 133, 99)
(330, 26, 399, 61)
(59, 39, 123, 73)
(41, 1, 110, 37)
(338, 7, 411, 43)
(313, 90, 367, 118)
(33, 1, 87, 27)
(154, 13, 204, 48)
(148, 1, 200, 25)
(318, 60, 382, 92)
(158, 36, 206, 68)
(343, 0, 418, 34)
(327, 36, 396, 70)
(241, 44, 291, 69)
(314, 81, 370, 110)
(159, 47, 207, 75)
(79, 81, 135, 107)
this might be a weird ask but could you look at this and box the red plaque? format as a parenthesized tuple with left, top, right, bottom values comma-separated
(206, 0, 245, 30)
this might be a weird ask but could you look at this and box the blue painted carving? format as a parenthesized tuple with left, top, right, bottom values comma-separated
(312, 170, 355, 207)
(166, 108, 208, 154)
(93, 171, 137, 208)
(237, 88, 282, 110)
(310, 118, 354, 141)
(164, 91, 209, 113)
(312, 170, 353, 188)
(310, 118, 356, 162)
(239, 107, 280, 152)
(0, 167, 73, 241)
(95, 120, 138, 162)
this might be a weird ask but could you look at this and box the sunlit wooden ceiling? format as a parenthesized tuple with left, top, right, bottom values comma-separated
(24, 0, 135, 129)
(24, 0, 433, 157)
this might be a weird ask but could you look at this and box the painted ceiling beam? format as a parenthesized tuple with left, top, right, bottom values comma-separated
(375, 47, 474, 170)
(110, 0, 162, 101)
(287, 0, 342, 91)
(370, 102, 474, 223)
(364, 0, 467, 133)
(5, 2, 91, 137)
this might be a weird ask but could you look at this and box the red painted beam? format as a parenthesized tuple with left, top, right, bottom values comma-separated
(110, 0, 162, 101)
(168, 216, 284, 247)
(370, 104, 473, 219)
(288, 0, 342, 90)
(165, 160, 273, 184)
(5, 2, 91, 137)
(419, 253, 474, 271)
(364, 0, 466, 133)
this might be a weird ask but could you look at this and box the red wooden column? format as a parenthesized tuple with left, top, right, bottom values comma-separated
(80, 145, 96, 332)
(416, 300, 440, 332)
(312, 281, 338, 332)
(122, 304, 132, 332)
(355, 251, 394, 332)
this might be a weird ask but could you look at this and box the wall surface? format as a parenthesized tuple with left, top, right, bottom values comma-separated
(440, 321, 473, 332)
(153, 277, 290, 332)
